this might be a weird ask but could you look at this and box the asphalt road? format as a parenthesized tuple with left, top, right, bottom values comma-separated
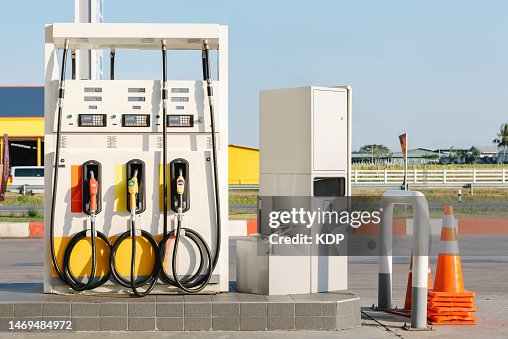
(0, 238, 507, 338)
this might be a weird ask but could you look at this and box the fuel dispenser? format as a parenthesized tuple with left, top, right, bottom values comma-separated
(44, 23, 229, 295)
(236, 86, 352, 295)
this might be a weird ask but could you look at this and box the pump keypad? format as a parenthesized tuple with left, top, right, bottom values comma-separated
(167, 115, 194, 127)
(122, 114, 151, 127)
(78, 114, 107, 127)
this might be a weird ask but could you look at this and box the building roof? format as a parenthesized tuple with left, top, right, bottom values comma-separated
(470, 145, 498, 153)
(352, 153, 374, 159)
(392, 148, 438, 158)
(0, 87, 44, 117)
(229, 144, 259, 151)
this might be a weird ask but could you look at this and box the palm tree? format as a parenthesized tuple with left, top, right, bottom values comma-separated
(492, 138, 501, 155)
(497, 123, 508, 157)
(448, 146, 455, 159)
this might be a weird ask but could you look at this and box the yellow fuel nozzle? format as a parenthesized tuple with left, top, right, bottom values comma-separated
(176, 169, 185, 195)
(128, 170, 139, 213)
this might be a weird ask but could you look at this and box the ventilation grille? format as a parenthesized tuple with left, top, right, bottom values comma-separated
(60, 136, 67, 148)
(206, 137, 212, 149)
(157, 136, 163, 149)
(107, 136, 117, 148)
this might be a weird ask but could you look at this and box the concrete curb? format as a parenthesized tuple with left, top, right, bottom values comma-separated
(0, 220, 259, 238)
(0, 222, 30, 238)
(227, 220, 258, 236)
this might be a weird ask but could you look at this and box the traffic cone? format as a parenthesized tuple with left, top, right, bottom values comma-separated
(403, 251, 432, 312)
(427, 205, 477, 325)
(382, 252, 432, 318)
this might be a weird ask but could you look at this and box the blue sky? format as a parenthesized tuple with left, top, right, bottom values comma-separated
(1, 0, 507, 151)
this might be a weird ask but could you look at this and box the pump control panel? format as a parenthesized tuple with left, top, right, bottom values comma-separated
(53, 80, 218, 133)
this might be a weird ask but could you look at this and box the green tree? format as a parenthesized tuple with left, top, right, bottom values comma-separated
(448, 146, 455, 159)
(466, 149, 479, 164)
(358, 144, 391, 163)
(496, 123, 508, 157)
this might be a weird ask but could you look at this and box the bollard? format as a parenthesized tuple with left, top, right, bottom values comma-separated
(458, 189, 462, 203)
(379, 191, 431, 330)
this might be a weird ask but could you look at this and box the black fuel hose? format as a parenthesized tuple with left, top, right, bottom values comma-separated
(71, 50, 76, 80)
(63, 225, 112, 290)
(49, 40, 111, 291)
(110, 49, 115, 80)
(159, 40, 221, 293)
(109, 224, 160, 296)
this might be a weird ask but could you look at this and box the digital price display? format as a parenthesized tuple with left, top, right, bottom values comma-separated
(78, 114, 107, 127)
(128, 97, 146, 102)
(122, 114, 150, 127)
(128, 88, 146, 93)
(84, 96, 102, 102)
(171, 97, 189, 102)
(84, 87, 102, 93)
(167, 115, 194, 127)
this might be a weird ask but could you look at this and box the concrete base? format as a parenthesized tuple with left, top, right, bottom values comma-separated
(236, 237, 348, 295)
(0, 283, 360, 331)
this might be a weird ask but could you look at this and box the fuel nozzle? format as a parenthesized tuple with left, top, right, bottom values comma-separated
(176, 169, 185, 213)
(88, 171, 99, 215)
(176, 169, 185, 195)
(128, 169, 139, 215)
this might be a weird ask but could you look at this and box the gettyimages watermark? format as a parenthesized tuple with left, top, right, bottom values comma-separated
(256, 196, 508, 257)
(267, 207, 381, 246)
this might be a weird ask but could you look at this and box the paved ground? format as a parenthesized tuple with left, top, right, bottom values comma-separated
(1, 238, 507, 338)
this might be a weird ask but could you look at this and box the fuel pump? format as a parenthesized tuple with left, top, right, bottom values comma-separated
(45, 24, 229, 296)
(158, 40, 221, 293)
(49, 41, 111, 291)
(109, 160, 160, 297)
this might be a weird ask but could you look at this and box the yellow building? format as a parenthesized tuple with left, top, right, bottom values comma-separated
(0, 117, 44, 166)
(228, 144, 259, 185)
(0, 87, 45, 167)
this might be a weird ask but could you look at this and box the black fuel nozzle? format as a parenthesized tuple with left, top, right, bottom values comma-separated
(82, 161, 102, 215)
(170, 159, 190, 213)
(126, 160, 146, 214)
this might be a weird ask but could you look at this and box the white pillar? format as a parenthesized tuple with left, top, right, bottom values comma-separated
(74, 0, 103, 80)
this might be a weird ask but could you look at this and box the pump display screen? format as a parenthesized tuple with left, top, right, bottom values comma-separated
(122, 114, 151, 127)
(78, 114, 107, 127)
(167, 115, 194, 127)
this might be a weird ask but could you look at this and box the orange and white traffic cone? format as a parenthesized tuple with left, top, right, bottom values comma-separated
(404, 252, 432, 313)
(382, 251, 432, 318)
(427, 205, 477, 325)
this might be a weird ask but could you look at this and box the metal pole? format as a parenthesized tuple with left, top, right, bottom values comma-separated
(37, 137, 42, 167)
(75, 0, 103, 80)
(378, 200, 394, 309)
(404, 135, 408, 190)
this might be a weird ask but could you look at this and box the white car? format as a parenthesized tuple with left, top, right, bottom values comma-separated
(8, 166, 44, 194)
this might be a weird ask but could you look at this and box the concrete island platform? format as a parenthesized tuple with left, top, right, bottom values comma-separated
(0, 283, 360, 332)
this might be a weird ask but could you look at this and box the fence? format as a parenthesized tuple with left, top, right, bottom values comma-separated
(351, 169, 508, 187)
(5, 170, 508, 194)
(231, 169, 508, 189)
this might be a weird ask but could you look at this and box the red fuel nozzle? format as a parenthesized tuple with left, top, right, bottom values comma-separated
(89, 171, 98, 213)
